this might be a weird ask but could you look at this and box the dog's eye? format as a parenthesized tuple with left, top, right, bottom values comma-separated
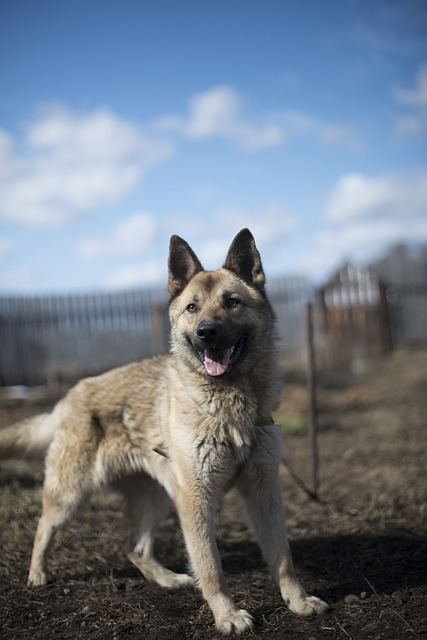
(186, 303, 198, 314)
(226, 298, 240, 309)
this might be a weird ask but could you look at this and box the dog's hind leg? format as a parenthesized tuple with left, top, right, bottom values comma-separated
(28, 489, 80, 586)
(28, 434, 95, 586)
(119, 474, 194, 588)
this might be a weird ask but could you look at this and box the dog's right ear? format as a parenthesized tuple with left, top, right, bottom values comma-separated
(168, 235, 203, 296)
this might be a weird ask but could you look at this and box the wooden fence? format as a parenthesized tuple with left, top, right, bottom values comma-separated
(0, 288, 169, 387)
(0, 267, 426, 388)
(0, 275, 313, 387)
(316, 264, 393, 369)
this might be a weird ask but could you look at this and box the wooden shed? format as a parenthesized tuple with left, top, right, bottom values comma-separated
(318, 264, 393, 366)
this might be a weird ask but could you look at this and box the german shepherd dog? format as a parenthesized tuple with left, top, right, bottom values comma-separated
(0, 229, 328, 634)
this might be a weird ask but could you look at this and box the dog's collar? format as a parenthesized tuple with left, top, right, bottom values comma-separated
(153, 446, 169, 459)
(255, 415, 274, 427)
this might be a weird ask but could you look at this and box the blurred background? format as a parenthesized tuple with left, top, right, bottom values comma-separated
(1, 0, 426, 386)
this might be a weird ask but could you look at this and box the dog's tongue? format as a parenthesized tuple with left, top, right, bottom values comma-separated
(203, 348, 231, 377)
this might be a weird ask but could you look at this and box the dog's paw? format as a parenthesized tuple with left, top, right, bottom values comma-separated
(27, 569, 50, 587)
(165, 571, 194, 588)
(216, 609, 254, 635)
(289, 594, 329, 616)
(128, 552, 194, 589)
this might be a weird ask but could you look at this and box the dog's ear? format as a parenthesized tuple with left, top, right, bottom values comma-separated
(224, 228, 265, 288)
(168, 235, 204, 296)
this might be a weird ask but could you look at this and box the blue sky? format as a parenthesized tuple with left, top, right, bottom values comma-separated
(1, 0, 426, 294)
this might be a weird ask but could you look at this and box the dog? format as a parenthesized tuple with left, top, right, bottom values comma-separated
(0, 229, 328, 634)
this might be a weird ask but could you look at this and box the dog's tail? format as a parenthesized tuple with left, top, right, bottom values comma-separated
(0, 408, 60, 460)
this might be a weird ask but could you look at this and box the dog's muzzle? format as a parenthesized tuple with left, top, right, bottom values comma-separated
(193, 322, 246, 377)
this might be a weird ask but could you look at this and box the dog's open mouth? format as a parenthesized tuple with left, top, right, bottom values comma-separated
(199, 337, 246, 377)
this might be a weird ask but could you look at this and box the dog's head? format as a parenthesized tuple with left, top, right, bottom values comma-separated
(168, 229, 276, 379)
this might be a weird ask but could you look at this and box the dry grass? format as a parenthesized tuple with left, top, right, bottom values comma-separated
(1, 346, 426, 639)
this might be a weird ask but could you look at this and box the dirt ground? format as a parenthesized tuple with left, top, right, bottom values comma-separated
(0, 346, 426, 640)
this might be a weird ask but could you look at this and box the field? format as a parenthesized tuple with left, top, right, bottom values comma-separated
(0, 346, 426, 639)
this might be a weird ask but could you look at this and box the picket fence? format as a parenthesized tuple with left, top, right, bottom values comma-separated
(0, 268, 426, 388)
(0, 275, 311, 387)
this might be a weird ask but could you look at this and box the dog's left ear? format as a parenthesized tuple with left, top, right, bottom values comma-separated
(168, 235, 204, 296)
(224, 228, 265, 288)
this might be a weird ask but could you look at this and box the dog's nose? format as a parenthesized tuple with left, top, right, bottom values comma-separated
(196, 322, 223, 342)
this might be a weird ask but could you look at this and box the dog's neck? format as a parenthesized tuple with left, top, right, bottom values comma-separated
(170, 353, 281, 430)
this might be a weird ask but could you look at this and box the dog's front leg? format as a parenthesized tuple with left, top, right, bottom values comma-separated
(237, 425, 328, 617)
(175, 482, 254, 635)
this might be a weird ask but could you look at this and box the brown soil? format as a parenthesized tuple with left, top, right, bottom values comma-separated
(0, 347, 426, 639)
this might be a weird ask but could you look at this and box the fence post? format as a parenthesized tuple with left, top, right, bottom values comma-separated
(150, 304, 169, 354)
(306, 302, 319, 499)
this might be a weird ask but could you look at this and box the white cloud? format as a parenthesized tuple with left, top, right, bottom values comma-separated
(393, 114, 426, 136)
(394, 63, 427, 135)
(395, 63, 427, 108)
(277, 111, 361, 151)
(298, 169, 427, 280)
(168, 203, 299, 270)
(153, 85, 284, 151)
(216, 203, 298, 245)
(316, 123, 360, 150)
(78, 211, 158, 258)
(75, 201, 299, 290)
(153, 86, 360, 152)
(299, 215, 427, 281)
(326, 170, 427, 222)
(0, 106, 173, 227)
(105, 261, 165, 290)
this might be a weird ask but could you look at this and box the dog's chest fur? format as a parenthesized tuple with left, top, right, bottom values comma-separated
(155, 366, 266, 487)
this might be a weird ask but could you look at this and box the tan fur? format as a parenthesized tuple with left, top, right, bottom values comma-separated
(0, 229, 328, 634)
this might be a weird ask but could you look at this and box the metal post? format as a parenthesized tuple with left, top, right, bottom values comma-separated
(306, 302, 319, 499)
